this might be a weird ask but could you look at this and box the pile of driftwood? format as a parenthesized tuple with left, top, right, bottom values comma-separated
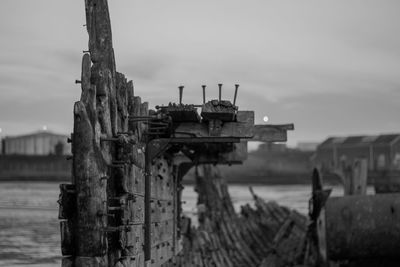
(163, 165, 314, 267)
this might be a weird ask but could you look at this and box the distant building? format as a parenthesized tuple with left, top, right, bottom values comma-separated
(297, 142, 318, 152)
(2, 131, 70, 155)
(314, 134, 400, 172)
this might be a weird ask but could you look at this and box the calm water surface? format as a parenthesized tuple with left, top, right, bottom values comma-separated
(0, 181, 347, 266)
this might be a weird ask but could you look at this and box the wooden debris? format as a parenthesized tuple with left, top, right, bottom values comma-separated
(170, 165, 313, 267)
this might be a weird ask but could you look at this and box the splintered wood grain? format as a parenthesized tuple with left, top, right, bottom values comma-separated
(170, 165, 311, 267)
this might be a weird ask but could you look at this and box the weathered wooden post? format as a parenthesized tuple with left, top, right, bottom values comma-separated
(335, 158, 368, 196)
(59, 1, 146, 266)
(351, 158, 368, 195)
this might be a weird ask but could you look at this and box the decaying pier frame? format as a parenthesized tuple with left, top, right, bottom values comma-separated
(58, 1, 295, 266)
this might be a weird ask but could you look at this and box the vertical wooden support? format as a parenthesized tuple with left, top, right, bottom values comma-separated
(338, 161, 352, 196)
(336, 158, 368, 196)
(132, 97, 142, 141)
(351, 159, 368, 195)
(73, 1, 117, 266)
(73, 59, 108, 264)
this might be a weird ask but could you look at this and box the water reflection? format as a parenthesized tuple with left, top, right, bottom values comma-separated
(0, 181, 356, 266)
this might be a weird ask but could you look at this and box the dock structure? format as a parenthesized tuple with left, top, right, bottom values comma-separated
(313, 134, 400, 192)
(58, 1, 295, 266)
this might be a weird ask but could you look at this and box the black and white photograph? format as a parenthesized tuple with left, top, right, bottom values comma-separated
(0, 1, 399, 266)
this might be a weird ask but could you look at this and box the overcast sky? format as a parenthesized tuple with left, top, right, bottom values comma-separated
(0, 0, 399, 146)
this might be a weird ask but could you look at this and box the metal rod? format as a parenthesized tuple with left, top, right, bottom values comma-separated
(129, 116, 156, 119)
(218, 84, 222, 102)
(142, 121, 169, 126)
(202, 85, 206, 104)
(100, 137, 119, 142)
(149, 126, 168, 130)
(178, 86, 184, 105)
(233, 84, 239, 106)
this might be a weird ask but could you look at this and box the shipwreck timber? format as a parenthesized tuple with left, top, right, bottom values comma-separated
(170, 165, 309, 267)
(58, 1, 296, 266)
(57, 1, 400, 267)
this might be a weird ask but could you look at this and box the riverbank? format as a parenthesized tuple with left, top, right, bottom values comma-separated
(0, 150, 332, 184)
(0, 155, 71, 181)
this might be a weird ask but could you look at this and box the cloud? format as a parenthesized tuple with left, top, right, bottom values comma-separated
(0, 0, 399, 147)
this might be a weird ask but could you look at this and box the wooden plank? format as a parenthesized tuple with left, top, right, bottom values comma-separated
(150, 247, 159, 266)
(140, 102, 149, 135)
(150, 201, 161, 223)
(157, 241, 174, 266)
(251, 124, 294, 142)
(61, 257, 74, 267)
(151, 221, 174, 246)
(150, 174, 158, 199)
(74, 257, 107, 267)
(150, 157, 174, 201)
(120, 196, 145, 224)
(73, 100, 108, 256)
(119, 224, 145, 256)
(155, 158, 171, 200)
(60, 220, 74, 256)
(196, 142, 247, 164)
(131, 96, 142, 131)
(58, 184, 76, 220)
(150, 239, 174, 266)
(127, 165, 145, 195)
(221, 111, 254, 137)
(316, 209, 328, 263)
(224, 141, 247, 162)
(351, 158, 368, 195)
(133, 253, 145, 267)
(151, 201, 174, 223)
(174, 111, 254, 138)
(81, 53, 91, 92)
